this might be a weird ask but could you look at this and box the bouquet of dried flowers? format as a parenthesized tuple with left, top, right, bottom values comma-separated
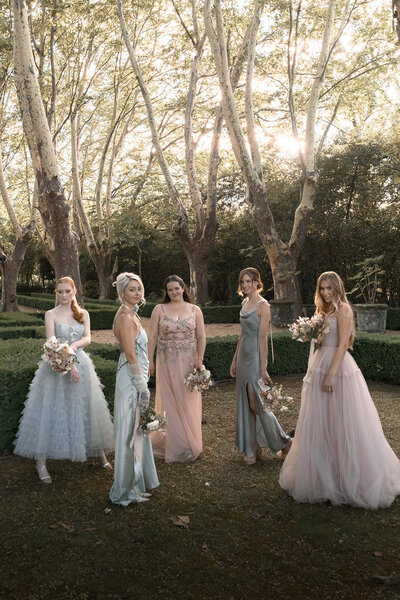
(258, 380, 294, 413)
(138, 407, 166, 434)
(184, 367, 213, 392)
(289, 314, 329, 348)
(42, 336, 78, 375)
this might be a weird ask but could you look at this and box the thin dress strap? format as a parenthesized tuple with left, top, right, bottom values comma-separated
(258, 299, 274, 364)
(160, 304, 166, 313)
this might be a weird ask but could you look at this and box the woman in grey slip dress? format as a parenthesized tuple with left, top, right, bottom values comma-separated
(14, 277, 114, 484)
(109, 273, 159, 506)
(230, 268, 292, 464)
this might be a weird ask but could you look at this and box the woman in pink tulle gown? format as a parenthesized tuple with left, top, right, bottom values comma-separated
(148, 275, 206, 463)
(279, 271, 400, 509)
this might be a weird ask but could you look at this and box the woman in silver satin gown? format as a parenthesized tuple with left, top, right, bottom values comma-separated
(110, 273, 159, 506)
(230, 268, 292, 464)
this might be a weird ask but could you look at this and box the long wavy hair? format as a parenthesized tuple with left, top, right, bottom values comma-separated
(237, 267, 264, 297)
(112, 272, 146, 306)
(160, 275, 193, 304)
(56, 277, 84, 324)
(315, 271, 355, 348)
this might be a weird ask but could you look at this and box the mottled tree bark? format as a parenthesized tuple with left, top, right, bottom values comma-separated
(12, 0, 82, 301)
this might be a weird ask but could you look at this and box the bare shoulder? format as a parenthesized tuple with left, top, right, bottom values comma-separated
(193, 304, 203, 315)
(45, 308, 56, 322)
(337, 302, 353, 317)
(258, 298, 270, 313)
(336, 303, 353, 322)
(150, 304, 163, 319)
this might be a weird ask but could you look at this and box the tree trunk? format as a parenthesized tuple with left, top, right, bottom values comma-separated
(12, 0, 83, 302)
(92, 245, 115, 300)
(0, 223, 35, 312)
(176, 217, 218, 305)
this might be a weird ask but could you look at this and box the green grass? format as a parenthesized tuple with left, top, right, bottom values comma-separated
(1, 377, 400, 600)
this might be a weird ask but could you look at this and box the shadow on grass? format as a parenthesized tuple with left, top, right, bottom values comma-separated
(1, 377, 399, 600)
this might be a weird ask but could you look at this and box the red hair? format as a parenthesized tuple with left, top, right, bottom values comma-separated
(56, 277, 84, 324)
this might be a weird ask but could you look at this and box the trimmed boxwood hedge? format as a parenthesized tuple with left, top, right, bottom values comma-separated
(0, 313, 44, 327)
(0, 326, 45, 340)
(1, 331, 399, 452)
(16, 292, 400, 329)
(17, 294, 243, 325)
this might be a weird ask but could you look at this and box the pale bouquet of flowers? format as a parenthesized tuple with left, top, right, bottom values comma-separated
(289, 314, 329, 348)
(184, 367, 213, 392)
(138, 407, 166, 434)
(257, 380, 294, 413)
(41, 336, 78, 374)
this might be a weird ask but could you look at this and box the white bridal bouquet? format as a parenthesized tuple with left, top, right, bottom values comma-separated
(184, 367, 213, 392)
(138, 407, 166, 434)
(257, 380, 294, 413)
(289, 314, 329, 348)
(42, 336, 78, 374)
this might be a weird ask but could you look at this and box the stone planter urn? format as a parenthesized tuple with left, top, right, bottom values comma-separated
(355, 304, 388, 334)
(270, 299, 294, 328)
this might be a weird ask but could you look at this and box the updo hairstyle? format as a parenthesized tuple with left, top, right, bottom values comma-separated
(112, 272, 146, 306)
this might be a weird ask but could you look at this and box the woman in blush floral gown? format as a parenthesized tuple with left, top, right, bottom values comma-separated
(148, 275, 206, 463)
(279, 271, 400, 509)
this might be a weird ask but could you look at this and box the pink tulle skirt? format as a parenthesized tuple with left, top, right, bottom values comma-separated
(279, 347, 400, 509)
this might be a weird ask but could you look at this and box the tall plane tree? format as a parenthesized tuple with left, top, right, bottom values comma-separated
(118, 0, 251, 303)
(12, 0, 82, 296)
(204, 0, 396, 310)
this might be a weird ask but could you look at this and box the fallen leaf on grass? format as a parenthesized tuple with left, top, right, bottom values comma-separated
(170, 515, 190, 528)
(372, 575, 399, 586)
(58, 522, 75, 533)
(373, 551, 384, 557)
(104, 508, 111, 514)
(251, 511, 265, 520)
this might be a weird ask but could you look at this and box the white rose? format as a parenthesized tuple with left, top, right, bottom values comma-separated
(146, 420, 159, 431)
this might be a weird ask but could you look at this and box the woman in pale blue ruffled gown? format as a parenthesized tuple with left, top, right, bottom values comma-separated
(14, 277, 114, 484)
(110, 273, 159, 506)
(230, 268, 292, 464)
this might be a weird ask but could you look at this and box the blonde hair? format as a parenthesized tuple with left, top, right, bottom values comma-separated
(237, 267, 264, 297)
(315, 271, 355, 349)
(56, 277, 84, 324)
(112, 272, 145, 306)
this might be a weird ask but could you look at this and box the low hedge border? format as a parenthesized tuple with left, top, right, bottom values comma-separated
(16, 293, 400, 329)
(0, 326, 45, 340)
(0, 313, 44, 327)
(17, 295, 243, 326)
(1, 332, 399, 452)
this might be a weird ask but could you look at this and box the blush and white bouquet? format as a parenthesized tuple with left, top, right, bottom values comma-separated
(138, 407, 166, 434)
(289, 314, 329, 348)
(41, 336, 78, 375)
(258, 380, 294, 413)
(184, 367, 213, 392)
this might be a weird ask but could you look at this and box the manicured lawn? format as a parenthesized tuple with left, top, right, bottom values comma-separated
(1, 377, 399, 600)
